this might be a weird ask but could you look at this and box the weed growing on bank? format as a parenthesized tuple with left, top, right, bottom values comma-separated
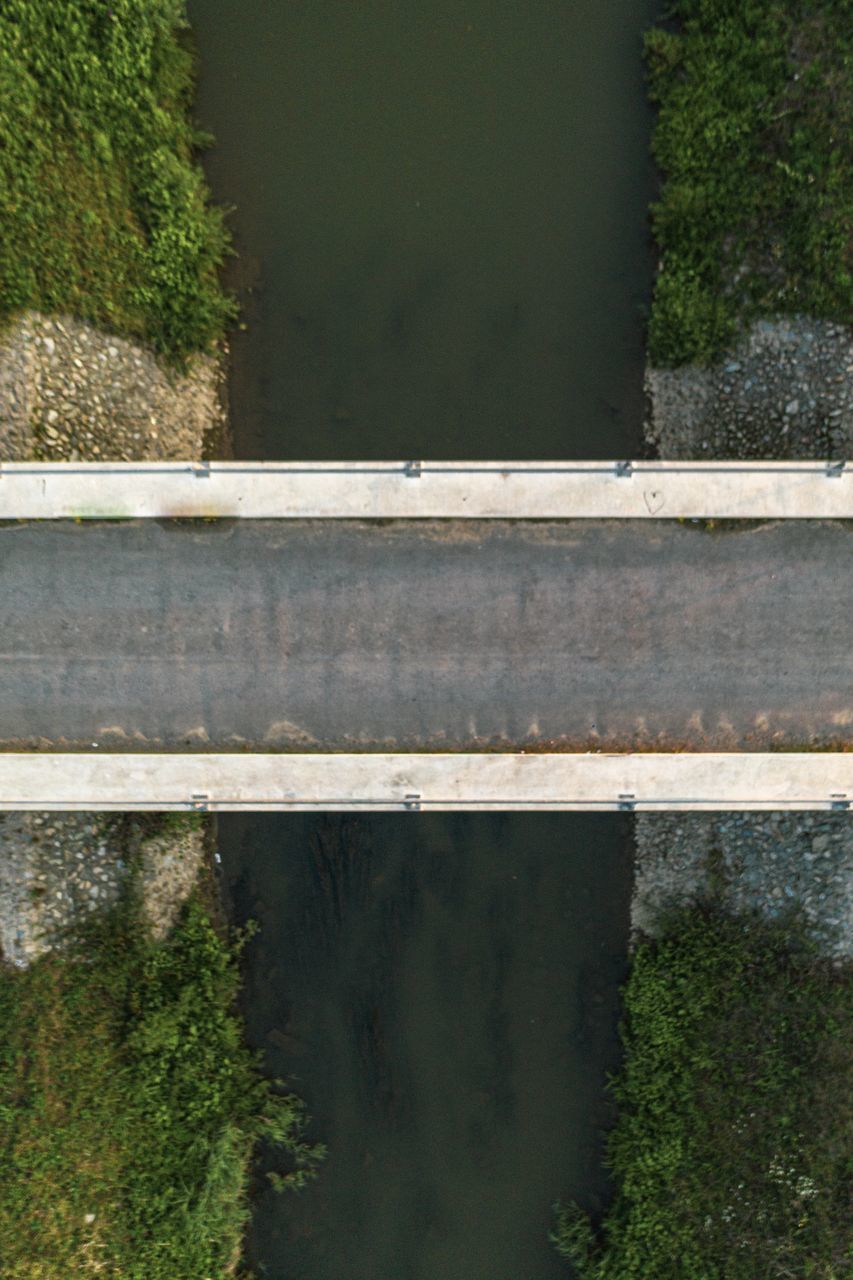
(0, 888, 324, 1280)
(0, 0, 237, 365)
(552, 907, 852, 1279)
(646, 0, 853, 365)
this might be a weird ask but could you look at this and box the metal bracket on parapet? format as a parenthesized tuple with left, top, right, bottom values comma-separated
(404, 460, 422, 479)
(825, 459, 846, 478)
(614, 460, 633, 478)
(191, 460, 211, 479)
(403, 793, 422, 811)
(618, 793, 636, 812)
(190, 792, 210, 811)
(830, 794, 849, 811)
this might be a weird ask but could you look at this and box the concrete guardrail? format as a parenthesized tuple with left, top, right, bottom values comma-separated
(0, 753, 849, 811)
(0, 460, 850, 519)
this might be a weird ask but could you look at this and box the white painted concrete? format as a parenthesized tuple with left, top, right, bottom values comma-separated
(0, 460, 849, 519)
(0, 753, 849, 811)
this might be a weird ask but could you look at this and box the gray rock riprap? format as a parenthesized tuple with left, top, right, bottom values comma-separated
(0, 813, 206, 967)
(0, 309, 229, 462)
(640, 314, 853, 959)
(633, 812, 853, 960)
(646, 316, 853, 460)
(0, 308, 226, 965)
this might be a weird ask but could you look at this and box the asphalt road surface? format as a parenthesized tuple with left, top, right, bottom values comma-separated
(1, 519, 850, 750)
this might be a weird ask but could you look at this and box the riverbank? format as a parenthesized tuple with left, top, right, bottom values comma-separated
(0, 304, 230, 962)
(0, 5, 314, 1277)
(570, 4, 853, 1275)
(637, 0, 853, 943)
(0, 875, 323, 1280)
(552, 906, 852, 1280)
(0, 0, 234, 958)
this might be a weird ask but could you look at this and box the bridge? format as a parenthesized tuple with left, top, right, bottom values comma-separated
(0, 461, 850, 811)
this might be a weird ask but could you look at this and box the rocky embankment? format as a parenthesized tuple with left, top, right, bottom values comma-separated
(646, 316, 853, 460)
(0, 309, 229, 462)
(637, 315, 853, 958)
(0, 309, 227, 965)
(633, 812, 853, 962)
(0, 813, 207, 966)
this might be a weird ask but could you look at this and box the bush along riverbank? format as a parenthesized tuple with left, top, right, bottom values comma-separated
(552, 907, 852, 1279)
(645, 0, 852, 370)
(0, 851, 324, 1280)
(0, 0, 236, 464)
(0, 0, 236, 366)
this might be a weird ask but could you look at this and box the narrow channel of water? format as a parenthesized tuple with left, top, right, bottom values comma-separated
(190, 0, 657, 461)
(188, 2, 658, 1276)
(224, 814, 632, 1280)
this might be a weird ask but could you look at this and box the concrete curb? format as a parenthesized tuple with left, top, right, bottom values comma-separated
(0, 460, 850, 519)
(0, 753, 849, 811)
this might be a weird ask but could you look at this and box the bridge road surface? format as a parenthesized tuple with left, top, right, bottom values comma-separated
(0, 518, 850, 752)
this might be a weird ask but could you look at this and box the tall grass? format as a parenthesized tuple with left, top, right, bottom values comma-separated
(0, 886, 323, 1280)
(0, 0, 237, 365)
(552, 906, 852, 1279)
(646, 0, 853, 365)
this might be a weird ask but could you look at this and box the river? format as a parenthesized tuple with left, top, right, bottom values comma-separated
(187, 0, 657, 1275)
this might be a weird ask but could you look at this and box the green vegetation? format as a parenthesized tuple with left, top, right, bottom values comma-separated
(646, 0, 853, 365)
(0, 0, 237, 365)
(553, 907, 852, 1279)
(0, 877, 324, 1280)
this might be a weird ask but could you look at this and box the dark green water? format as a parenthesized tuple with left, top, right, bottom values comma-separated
(224, 815, 632, 1280)
(190, 0, 657, 461)
(188, 2, 657, 1276)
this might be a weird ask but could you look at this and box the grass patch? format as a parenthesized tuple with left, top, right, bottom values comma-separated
(646, 0, 853, 365)
(0, 884, 324, 1279)
(553, 906, 852, 1279)
(0, 0, 237, 366)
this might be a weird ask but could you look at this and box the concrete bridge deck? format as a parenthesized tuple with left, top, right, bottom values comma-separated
(1, 517, 849, 753)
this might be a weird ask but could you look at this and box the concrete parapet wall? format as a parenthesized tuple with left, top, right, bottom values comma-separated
(0, 753, 850, 812)
(0, 460, 850, 519)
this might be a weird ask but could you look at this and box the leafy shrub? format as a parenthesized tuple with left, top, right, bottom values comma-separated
(646, 0, 853, 365)
(0, 890, 323, 1279)
(552, 907, 852, 1279)
(0, 0, 237, 365)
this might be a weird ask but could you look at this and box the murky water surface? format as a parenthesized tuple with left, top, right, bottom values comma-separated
(224, 815, 632, 1280)
(189, 1, 656, 1275)
(190, 0, 657, 460)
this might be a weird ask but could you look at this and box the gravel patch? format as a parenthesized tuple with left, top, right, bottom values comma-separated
(137, 824, 208, 943)
(646, 315, 853, 460)
(0, 814, 205, 966)
(0, 309, 230, 463)
(633, 812, 853, 960)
